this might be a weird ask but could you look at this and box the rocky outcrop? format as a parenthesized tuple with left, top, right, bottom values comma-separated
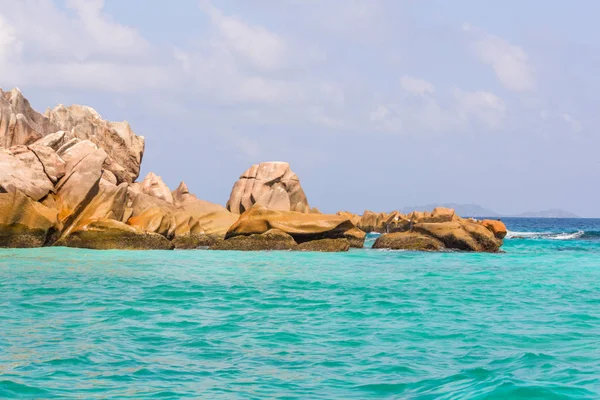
(221, 205, 364, 251)
(61, 219, 174, 250)
(45, 104, 144, 184)
(0, 190, 59, 247)
(0, 147, 55, 201)
(226, 162, 310, 214)
(0, 88, 58, 147)
(0, 88, 509, 253)
(373, 211, 506, 253)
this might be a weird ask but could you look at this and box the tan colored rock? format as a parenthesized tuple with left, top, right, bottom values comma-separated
(172, 181, 238, 237)
(61, 219, 174, 250)
(0, 147, 54, 201)
(344, 227, 367, 248)
(337, 211, 361, 226)
(226, 162, 310, 214)
(480, 219, 508, 239)
(140, 172, 174, 204)
(0, 88, 58, 147)
(45, 104, 145, 183)
(358, 210, 406, 233)
(212, 229, 298, 251)
(373, 232, 445, 251)
(54, 147, 107, 228)
(298, 238, 350, 252)
(127, 206, 176, 239)
(28, 143, 66, 183)
(0, 190, 59, 247)
(413, 221, 502, 252)
(225, 205, 359, 245)
(34, 131, 67, 151)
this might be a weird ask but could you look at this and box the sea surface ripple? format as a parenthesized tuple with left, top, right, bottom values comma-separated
(1, 218, 600, 399)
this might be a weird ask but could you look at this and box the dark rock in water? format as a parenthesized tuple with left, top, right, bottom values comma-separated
(212, 229, 298, 251)
(61, 219, 174, 250)
(172, 234, 222, 249)
(298, 238, 350, 252)
(344, 227, 366, 248)
(373, 232, 444, 251)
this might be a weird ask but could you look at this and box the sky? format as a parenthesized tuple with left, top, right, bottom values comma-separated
(0, 0, 598, 216)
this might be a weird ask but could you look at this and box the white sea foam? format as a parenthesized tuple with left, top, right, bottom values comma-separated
(506, 230, 585, 240)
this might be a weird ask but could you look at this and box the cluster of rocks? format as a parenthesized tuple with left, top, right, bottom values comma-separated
(336, 208, 507, 252)
(0, 88, 507, 253)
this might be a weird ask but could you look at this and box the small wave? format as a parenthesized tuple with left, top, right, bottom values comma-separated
(507, 231, 585, 240)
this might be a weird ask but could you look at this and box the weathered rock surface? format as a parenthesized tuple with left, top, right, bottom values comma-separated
(298, 238, 350, 252)
(373, 232, 445, 251)
(481, 219, 508, 239)
(211, 229, 298, 251)
(140, 172, 174, 204)
(0, 88, 58, 147)
(54, 146, 107, 229)
(0, 190, 59, 247)
(0, 147, 55, 201)
(45, 104, 144, 184)
(62, 219, 174, 250)
(226, 205, 364, 247)
(226, 162, 310, 214)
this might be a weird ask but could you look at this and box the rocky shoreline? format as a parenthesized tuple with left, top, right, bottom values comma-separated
(0, 88, 506, 252)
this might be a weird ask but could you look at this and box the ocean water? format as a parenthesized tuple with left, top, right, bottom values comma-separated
(1, 218, 600, 399)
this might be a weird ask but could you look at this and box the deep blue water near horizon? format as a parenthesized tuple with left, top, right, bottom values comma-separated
(1, 218, 600, 399)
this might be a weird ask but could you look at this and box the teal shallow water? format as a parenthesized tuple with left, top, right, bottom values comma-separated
(1, 230, 600, 398)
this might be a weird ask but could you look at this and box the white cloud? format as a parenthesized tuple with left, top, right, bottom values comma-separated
(200, 0, 287, 70)
(464, 24, 535, 92)
(400, 76, 435, 96)
(454, 89, 506, 129)
(0, 0, 161, 92)
(561, 113, 582, 132)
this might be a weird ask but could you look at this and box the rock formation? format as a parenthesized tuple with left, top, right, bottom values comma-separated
(372, 208, 506, 253)
(0, 88, 237, 250)
(225, 205, 363, 244)
(226, 162, 310, 214)
(0, 88, 507, 253)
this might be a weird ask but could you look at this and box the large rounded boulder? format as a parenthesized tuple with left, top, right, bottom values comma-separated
(226, 162, 310, 214)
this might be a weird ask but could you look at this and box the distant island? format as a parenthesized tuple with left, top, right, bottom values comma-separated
(402, 203, 579, 218)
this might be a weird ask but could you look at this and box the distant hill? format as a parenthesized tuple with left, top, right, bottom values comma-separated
(401, 203, 499, 218)
(512, 209, 580, 218)
(402, 204, 579, 218)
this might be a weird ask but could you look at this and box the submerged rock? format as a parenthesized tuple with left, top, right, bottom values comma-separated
(226, 162, 310, 214)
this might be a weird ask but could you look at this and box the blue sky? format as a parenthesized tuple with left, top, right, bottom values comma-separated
(1, 0, 598, 216)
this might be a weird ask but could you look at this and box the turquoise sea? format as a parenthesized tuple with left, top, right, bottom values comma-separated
(1, 218, 600, 399)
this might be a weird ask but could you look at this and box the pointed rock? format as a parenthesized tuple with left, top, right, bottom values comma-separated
(140, 172, 174, 204)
